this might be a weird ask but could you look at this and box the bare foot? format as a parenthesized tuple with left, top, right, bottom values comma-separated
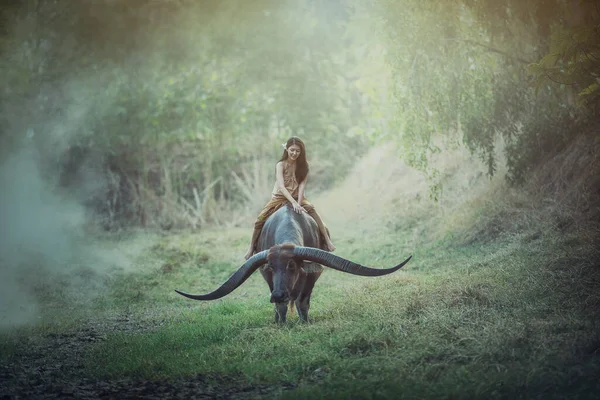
(325, 241, 336, 252)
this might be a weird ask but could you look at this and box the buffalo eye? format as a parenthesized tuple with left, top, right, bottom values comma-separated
(286, 262, 297, 271)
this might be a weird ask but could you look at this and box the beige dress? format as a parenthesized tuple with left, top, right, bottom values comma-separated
(255, 161, 314, 230)
(250, 160, 330, 264)
(271, 161, 299, 199)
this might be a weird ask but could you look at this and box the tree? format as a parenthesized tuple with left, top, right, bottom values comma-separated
(1, 0, 380, 228)
(373, 0, 599, 189)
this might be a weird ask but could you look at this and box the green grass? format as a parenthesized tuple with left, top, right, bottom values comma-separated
(75, 224, 599, 399)
(2, 216, 599, 399)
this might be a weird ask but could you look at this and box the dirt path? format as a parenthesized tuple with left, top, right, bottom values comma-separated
(0, 316, 296, 399)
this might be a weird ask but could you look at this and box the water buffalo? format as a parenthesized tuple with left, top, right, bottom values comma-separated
(175, 205, 412, 323)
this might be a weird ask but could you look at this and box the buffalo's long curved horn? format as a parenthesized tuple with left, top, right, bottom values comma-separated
(175, 250, 269, 300)
(292, 247, 411, 276)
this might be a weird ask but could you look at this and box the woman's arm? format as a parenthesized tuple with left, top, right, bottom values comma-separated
(297, 172, 307, 205)
(276, 162, 306, 214)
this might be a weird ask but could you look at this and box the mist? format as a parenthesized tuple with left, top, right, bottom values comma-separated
(0, 145, 77, 325)
(0, 140, 148, 330)
(0, 79, 132, 330)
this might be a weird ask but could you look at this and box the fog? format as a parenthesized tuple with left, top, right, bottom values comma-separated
(0, 146, 76, 326)
(0, 125, 132, 330)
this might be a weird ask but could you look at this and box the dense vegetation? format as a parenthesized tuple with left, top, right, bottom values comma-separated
(376, 0, 599, 189)
(1, 0, 597, 227)
(1, 0, 372, 229)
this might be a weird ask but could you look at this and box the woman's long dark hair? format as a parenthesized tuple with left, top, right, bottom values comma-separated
(279, 136, 309, 183)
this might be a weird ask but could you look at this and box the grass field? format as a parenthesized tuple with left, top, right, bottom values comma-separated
(81, 225, 600, 399)
(1, 147, 599, 399)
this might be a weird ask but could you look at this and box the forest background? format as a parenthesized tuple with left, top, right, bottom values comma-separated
(1, 0, 598, 230)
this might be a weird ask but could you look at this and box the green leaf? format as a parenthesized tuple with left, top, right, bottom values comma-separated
(579, 82, 599, 98)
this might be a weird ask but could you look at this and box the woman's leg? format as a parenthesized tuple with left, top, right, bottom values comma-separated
(244, 223, 264, 260)
(302, 200, 336, 252)
(244, 198, 287, 260)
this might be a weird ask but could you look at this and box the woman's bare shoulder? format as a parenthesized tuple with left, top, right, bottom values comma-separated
(276, 161, 285, 174)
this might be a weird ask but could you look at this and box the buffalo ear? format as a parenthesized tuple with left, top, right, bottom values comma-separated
(300, 261, 322, 274)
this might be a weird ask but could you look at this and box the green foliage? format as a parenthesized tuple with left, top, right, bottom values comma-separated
(374, 0, 599, 188)
(2, 0, 597, 225)
(529, 24, 600, 108)
(0, 0, 375, 228)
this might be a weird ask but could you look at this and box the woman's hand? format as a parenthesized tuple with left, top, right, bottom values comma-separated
(292, 201, 307, 214)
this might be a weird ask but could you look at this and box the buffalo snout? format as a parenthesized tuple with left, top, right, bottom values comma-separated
(270, 289, 289, 303)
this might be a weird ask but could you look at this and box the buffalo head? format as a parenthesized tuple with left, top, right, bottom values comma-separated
(176, 243, 412, 323)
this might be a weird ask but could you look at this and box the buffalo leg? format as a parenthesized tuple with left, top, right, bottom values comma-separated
(295, 272, 319, 322)
(289, 270, 306, 307)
